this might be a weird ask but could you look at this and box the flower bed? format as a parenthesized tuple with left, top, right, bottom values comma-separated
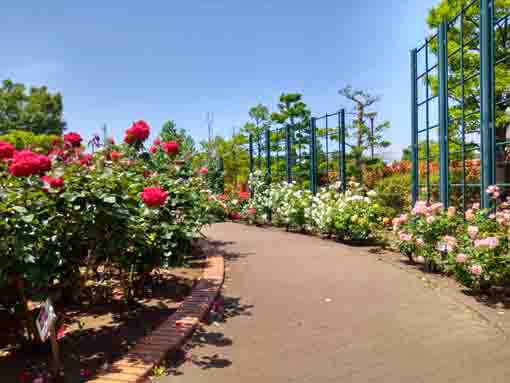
(211, 170, 384, 242)
(0, 121, 218, 380)
(395, 186, 510, 292)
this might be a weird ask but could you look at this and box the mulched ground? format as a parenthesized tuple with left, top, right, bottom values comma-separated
(0, 266, 203, 383)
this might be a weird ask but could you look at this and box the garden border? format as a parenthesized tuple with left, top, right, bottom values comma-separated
(87, 251, 225, 383)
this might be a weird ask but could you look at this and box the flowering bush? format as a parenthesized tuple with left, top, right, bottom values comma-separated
(245, 170, 271, 224)
(0, 121, 213, 345)
(307, 181, 383, 241)
(395, 192, 510, 291)
(269, 182, 312, 230)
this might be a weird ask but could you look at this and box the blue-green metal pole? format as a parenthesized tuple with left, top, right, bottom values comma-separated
(411, 49, 419, 205)
(285, 124, 292, 183)
(265, 128, 272, 222)
(309, 117, 318, 194)
(340, 110, 347, 192)
(438, 20, 449, 207)
(249, 134, 254, 174)
(480, 0, 494, 208)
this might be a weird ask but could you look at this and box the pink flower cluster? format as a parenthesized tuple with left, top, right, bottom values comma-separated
(399, 232, 413, 242)
(411, 201, 443, 216)
(486, 185, 500, 199)
(443, 235, 457, 253)
(474, 237, 499, 249)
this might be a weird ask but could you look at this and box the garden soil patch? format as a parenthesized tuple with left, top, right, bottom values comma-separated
(0, 266, 202, 383)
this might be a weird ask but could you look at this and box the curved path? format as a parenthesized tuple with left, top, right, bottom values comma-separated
(159, 223, 510, 382)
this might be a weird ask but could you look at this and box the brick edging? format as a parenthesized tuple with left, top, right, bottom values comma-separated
(87, 254, 225, 383)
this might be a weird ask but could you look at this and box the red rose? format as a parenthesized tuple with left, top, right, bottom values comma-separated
(239, 191, 250, 200)
(41, 175, 64, 191)
(153, 137, 161, 146)
(110, 151, 122, 161)
(247, 207, 257, 215)
(230, 211, 242, 221)
(161, 141, 179, 155)
(140, 187, 168, 207)
(0, 141, 15, 159)
(198, 167, 209, 175)
(9, 150, 52, 177)
(124, 120, 151, 145)
(80, 153, 94, 166)
(63, 132, 83, 148)
(149, 145, 158, 154)
(124, 134, 136, 145)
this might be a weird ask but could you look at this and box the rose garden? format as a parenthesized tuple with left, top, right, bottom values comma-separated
(4, 0, 510, 382)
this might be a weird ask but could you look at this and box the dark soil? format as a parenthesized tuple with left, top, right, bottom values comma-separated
(0, 266, 202, 383)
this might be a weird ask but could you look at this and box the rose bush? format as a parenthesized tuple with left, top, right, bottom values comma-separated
(0, 120, 213, 344)
(395, 190, 510, 291)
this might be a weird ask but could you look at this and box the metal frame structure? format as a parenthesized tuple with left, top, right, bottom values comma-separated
(411, 0, 510, 209)
(247, 109, 361, 194)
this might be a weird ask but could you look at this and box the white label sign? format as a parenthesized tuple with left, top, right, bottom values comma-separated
(36, 299, 56, 342)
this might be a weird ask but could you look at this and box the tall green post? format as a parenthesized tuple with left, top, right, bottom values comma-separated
(480, 0, 494, 208)
(265, 128, 272, 222)
(249, 134, 254, 174)
(339, 110, 347, 192)
(309, 117, 318, 194)
(285, 124, 292, 183)
(411, 49, 419, 205)
(438, 20, 450, 207)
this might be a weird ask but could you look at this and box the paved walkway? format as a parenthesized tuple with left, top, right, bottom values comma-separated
(158, 223, 510, 382)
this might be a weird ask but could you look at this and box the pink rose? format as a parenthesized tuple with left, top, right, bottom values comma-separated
(456, 253, 468, 264)
(467, 225, 479, 239)
(469, 264, 483, 276)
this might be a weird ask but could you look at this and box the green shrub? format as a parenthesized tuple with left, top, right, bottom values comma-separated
(374, 173, 411, 217)
(0, 130, 61, 152)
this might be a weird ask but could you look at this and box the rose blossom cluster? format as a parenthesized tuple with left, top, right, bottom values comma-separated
(161, 141, 179, 155)
(474, 236, 499, 249)
(63, 132, 83, 148)
(0, 141, 15, 160)
(486, 185, 500, 199)
(124, 120, 151, 145)
(140, 187, 168, 208)
(9, 150, 52, 177)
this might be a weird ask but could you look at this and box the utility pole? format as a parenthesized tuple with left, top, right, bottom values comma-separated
(207, 112, 214, 158)
(102, 124, 107, 147)
(367, 112, 377, 159)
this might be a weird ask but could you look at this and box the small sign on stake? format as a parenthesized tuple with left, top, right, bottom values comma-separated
(36, 299, 63, 380)
(36, 299, 56, 342)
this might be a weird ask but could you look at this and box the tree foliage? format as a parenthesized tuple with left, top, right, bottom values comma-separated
(0, 79, 66, 135)
(339, 85, 391, 182)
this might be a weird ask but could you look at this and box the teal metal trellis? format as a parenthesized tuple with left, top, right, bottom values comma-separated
(247, 108, 355, 195)
(411, 0, 510, 210)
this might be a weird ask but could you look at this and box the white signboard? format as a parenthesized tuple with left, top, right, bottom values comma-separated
(36, 299, 56, 342)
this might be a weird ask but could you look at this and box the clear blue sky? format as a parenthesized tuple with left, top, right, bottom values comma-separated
(1, 0, 438, 159)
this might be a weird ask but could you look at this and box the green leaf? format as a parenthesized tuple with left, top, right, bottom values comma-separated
(103, 196, 116, 204)
(22, 214, 34, 223)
